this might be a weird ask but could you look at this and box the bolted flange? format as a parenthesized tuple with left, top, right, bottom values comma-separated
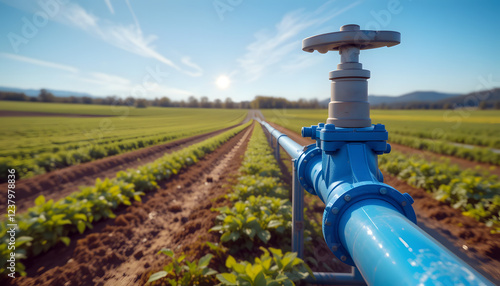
(322, 183, 416, 266)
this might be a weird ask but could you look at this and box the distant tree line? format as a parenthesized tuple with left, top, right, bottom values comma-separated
(2, 89, 499, 110)
(0, 89, 251, 109)
(250, 96, 320, 109)
(0, 90, 321, 109)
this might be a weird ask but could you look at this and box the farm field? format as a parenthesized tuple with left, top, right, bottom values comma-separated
(0, 104, 498, 285)
(0, 101, 247, 181)
(0, 119, 342, 285)
(262, 109, 500, 165)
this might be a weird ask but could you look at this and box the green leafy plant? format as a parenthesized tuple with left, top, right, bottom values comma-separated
(147, 249, 218, 285)
(0, 235, 32, 276)
(230, 176, 288, 201)
(379, 151, 500, 232)
(211, 125, 295, 251)
(0, 121, 251, 278)
(210, 202, 271, 251)
(0, 108, 248, 182)
(216, 247, 313, 286)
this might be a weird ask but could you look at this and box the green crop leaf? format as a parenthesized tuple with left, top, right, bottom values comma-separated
(217, 273, 238, 285)
(202, 268, 218, 276)
(15, 236, 33, 247)
(73, 213, 87, 221)
(257, 230, 271, 243)
(77, 220, 86, 234)
(34, 195, 45, 206)
(198, 254, 213, 268)
(59, 236, 70, 246)
(148, 270, 168, 283)
(158, 248, 174, 257)
(254, 271, 267, 286)
(209, 225, 223, 232)
(267, 220, 282, 228)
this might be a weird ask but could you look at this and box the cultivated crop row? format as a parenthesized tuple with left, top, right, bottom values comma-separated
(147, 124, 313, 285)
(389, 134, 500, 165)
(0, 121, 251, 278)
(0, 110, 247, 182)
(379, 151, 500, 232)
(260, 109, 500, 165)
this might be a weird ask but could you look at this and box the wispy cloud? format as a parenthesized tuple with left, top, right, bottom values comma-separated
(89, 72, 130, 86)
(104, 0, 114, 14)
(70, 71, 192, 98)
(281, 54, 322, 73)
(125, 0, 141, 30)
(0, 52, 79, 73)
(59, 2, 203, 77)
(237, 1, 361, 81)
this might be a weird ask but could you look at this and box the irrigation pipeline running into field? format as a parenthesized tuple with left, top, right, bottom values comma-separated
(258, 118, 495, 286)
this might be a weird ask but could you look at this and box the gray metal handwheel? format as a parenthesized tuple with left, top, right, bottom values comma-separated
(302, 24, 400, 54)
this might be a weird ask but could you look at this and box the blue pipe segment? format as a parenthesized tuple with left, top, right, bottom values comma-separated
(339, 199, 493, 286)
(259, 119, 494, 285)
(259, 120, 303, 159)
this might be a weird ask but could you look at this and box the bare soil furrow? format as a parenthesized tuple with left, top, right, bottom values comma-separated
(8, 122, 254, 286)
(0, 124, 240, 214)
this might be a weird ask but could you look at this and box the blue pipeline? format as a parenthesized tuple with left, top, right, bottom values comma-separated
(259, 120, 494, 286)
(259, 121, 303, 159)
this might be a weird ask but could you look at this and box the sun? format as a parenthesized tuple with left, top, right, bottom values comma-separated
(215, 75, 231, 89)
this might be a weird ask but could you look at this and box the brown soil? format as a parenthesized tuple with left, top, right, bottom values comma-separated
(263, 121, 500, 284)
(0, 110, 111, 117)
(0, 124, 240, 214)
(6, 122, 254, 286)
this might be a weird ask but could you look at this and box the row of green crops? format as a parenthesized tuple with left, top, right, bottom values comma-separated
(389, 134, 500, 165)
(379, 151, 500, 232)
(0, 121, 252, 278)
(260, 109, 500, 165)
(0, 104, 247, 182)
(148, 123, 313, 285)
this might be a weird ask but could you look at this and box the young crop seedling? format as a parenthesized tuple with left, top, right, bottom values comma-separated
(147, 249, 218, 285)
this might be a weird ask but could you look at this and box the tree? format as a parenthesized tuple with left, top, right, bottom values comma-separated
(224, 97, 234, 109)
(124, 97, 135, 106)
(240, 101, 251, 109)
(479, 101, 488, 110)
(81, 96, 93, 104)
(68, 96, 80, 103)
(39, 89, 56, 102)
(213, 99, 222, 108)
(0, 92, 28, 101)
(158, 97, 171, 107)
(200, 96, 211, 108)
(187, 96, 199, 108)
(136, 99, 148, 108)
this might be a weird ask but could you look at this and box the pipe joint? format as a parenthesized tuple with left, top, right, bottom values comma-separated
(296, 144, 322, 195)
(320, 123, 391, 155)
(322, 182, 416, 266)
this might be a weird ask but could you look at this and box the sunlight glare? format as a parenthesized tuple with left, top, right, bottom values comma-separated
(215, 75, 231, 89)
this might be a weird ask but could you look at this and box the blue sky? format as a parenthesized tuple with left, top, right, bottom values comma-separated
(0, 0, 499, 102)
